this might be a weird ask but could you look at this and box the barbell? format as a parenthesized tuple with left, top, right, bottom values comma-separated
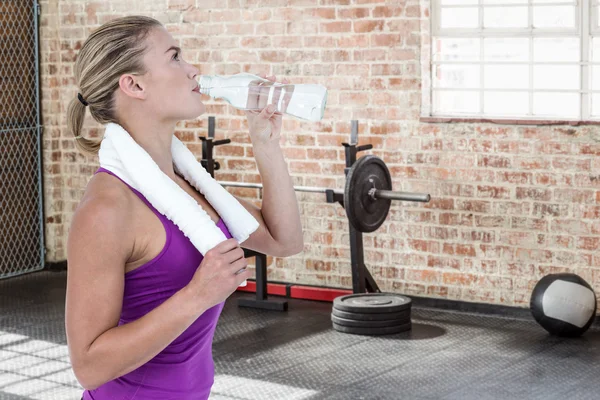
(219, 155, 431, 233)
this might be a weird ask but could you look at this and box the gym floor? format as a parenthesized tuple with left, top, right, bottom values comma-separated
(0, 270, 598, 400)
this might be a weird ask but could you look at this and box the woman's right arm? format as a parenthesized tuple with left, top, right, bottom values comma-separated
(66, 191, 212, 390)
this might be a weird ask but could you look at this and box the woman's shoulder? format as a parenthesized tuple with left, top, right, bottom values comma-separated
(71, 172, 136, 233)
(82, 172, 134, 209)
(67, 172, 138, 265)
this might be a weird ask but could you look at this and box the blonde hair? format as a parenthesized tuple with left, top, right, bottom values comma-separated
(67, 16, 162, 155)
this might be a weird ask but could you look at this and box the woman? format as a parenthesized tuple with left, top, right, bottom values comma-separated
(65, 15, 303, 399)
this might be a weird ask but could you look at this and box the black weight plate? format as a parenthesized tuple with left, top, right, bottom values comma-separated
(332, 308, 411, 322)
(333, 293, 412, 314)
(344, 155, 392, 233)
(332, 321, 412, 336)
(331, 314, 411, 328)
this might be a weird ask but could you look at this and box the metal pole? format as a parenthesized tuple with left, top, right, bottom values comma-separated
(255, 252, 267, 301)
(33, 0, 46, 270)
(372, 189, 431, 203)
(217, 181, 430, 202)
(217, 180, 343, 195)
(349, 225, 366, 294)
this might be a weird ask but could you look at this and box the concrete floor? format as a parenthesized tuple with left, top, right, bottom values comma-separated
(0, 270, 599, 400)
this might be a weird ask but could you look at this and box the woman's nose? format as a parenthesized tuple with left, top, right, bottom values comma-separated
(188, 63, 200, 80)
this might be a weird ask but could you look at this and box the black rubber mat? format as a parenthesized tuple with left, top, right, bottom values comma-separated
(0, 270, 599, 399)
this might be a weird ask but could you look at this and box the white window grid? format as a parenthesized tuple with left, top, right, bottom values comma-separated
(594, 0, 600, 34)
(427, 0, 600, 121)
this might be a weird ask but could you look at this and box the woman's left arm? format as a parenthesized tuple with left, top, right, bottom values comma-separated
(233, 142, 303, 257)
(234, 75, 303, 257)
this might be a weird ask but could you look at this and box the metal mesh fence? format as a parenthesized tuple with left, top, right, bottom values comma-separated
(0, 0, 44, 279)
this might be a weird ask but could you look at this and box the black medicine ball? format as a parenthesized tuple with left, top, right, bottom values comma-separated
(530, 273, 597, 337)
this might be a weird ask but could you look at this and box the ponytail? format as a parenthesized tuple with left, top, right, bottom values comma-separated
(67, 96, 100, 155)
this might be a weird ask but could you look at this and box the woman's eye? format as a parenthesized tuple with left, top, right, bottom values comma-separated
(173, 52, 180, 61)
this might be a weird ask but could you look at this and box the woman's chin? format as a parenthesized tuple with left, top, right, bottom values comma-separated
(183, 106, 206, 121)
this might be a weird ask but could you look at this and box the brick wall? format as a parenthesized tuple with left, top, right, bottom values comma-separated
(39, 0, 600, 308)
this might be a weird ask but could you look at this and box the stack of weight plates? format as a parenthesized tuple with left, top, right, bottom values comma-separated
(331, 293, 412, 335)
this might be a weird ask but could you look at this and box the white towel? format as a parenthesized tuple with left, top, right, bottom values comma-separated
(98, 122, 260, 259)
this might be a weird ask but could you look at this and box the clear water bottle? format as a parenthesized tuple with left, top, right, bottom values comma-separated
(198, 73, 327, 122)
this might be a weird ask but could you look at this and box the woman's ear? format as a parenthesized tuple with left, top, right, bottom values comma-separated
(118, 74, 146, 100)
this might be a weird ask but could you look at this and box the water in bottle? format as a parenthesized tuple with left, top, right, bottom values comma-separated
(198, 73, 327, 122)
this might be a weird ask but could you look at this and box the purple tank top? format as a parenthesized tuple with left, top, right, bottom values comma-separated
(83, 167, 229, 400)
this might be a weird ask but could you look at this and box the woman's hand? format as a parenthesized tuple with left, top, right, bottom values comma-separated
(185, 238, 250, 309)
(245, 74, 288, 146)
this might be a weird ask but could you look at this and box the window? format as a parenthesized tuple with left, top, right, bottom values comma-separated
(428, 1, 599, 121)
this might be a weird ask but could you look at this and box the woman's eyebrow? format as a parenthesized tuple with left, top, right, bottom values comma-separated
(165, 45, 181, 54)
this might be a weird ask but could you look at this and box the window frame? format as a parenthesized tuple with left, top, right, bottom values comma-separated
(423, 0, 600, 123)
(593, 0, 599, 34)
